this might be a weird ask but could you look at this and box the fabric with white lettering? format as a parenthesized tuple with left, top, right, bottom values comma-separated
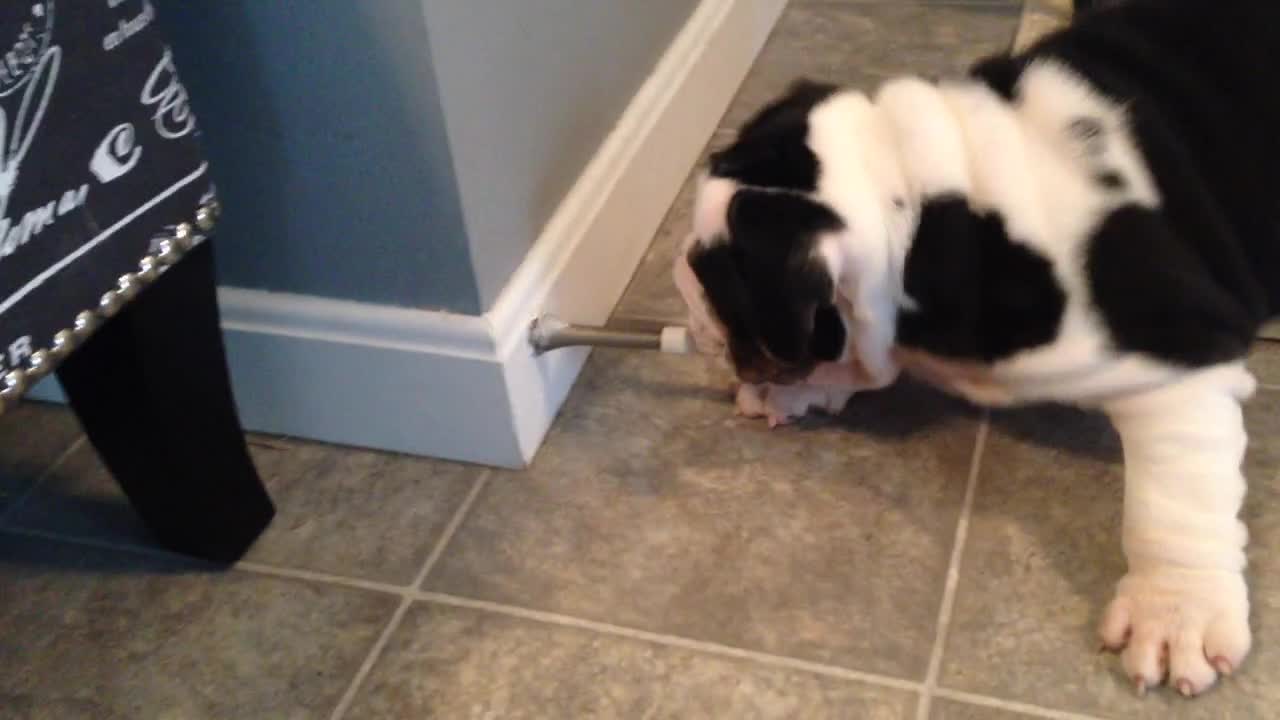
(0, 1, 211, 377)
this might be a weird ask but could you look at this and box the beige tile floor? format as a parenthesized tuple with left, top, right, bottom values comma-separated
(5, 2, 1280, 718)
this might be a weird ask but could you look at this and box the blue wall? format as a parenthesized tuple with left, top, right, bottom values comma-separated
(158, 1, 482, 313)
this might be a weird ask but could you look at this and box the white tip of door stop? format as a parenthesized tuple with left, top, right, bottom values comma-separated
(660, 326, 693, 354)
(528, 314, 568, 351)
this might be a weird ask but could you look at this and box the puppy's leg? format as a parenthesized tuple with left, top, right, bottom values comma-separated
(735, 382, 855, 427)
(1101, 364, 1256, 696)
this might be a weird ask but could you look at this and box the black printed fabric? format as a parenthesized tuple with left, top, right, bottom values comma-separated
(0, 1, 211, 379)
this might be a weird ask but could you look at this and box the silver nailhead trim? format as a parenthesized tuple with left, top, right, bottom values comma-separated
(0, 193, 222, 416)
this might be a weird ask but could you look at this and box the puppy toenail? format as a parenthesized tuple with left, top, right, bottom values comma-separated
(1212, 656, 1234, 676)
(1177, 679, 1193, 697)
(1133, 677, 1147, 697)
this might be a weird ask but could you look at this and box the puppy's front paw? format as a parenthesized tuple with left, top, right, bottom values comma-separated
(733, 383, 853, 428)
(733, 383, 795, 428)
(1100, 568, 1250, 697)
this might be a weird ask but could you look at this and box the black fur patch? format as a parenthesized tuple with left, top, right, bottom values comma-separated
(687, 189, 845, 382)
(1087, 205, 1259, 366)
(810, 304, 846, 362)
(968, 0, 1278, 367)
(708, 79, 838, 192)
(897, 196, 1066, 363)
(970, 54, 1027, 101)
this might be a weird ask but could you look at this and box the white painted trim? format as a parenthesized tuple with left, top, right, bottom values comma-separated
(218, 289, 496, 360)
(29, 0, 784, 468)
(490, 0, 787, 462)
(487, 0, 783, 353)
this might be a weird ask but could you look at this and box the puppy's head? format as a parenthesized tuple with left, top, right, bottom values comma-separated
(675, 79, 860, 384)
(684, 190, 848, 384)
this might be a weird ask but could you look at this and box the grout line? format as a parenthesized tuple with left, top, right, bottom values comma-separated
(1, 523, 410, 600)
(916, 415, 989, 720)
(0, 523, 188, 563)
(0, 521, 427, 605)
(235, 561, 406, 597)
(0, 436, 87, 528)
(414, 590, 924, 693)
(933, 688, 1108, 720)
(412, 471, 490, 589)
(327, 470, 491, 720)
(7, 515, 921, 702)
(4, 522, 924, 699)
(325, 597, 409, 717)
(6, 500, 1107, 720)
(326, 596, 412, 720)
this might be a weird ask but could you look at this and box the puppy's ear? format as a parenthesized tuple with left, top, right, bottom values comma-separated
(708, 79, 838, 191)
(686, 238, 757, 343)
(785, 77, 837, 98)
(725, 189, 846, 364)
(810, 303, 846, 361)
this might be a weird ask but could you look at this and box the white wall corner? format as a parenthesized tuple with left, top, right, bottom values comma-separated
(485, 0, 787, 464)
(28, 0, 784, 468)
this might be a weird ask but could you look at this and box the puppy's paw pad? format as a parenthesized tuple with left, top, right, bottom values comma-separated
(1100, 568, 1250, 697)
(734, 383, 770, 419)
(734, 383, 809, 426)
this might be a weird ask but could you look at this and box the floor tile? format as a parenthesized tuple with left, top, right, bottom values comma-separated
(940, 392, 1280, 718)
(0, 403, 81, 516)
(5, 436, 483, 585)
(3, 441, 156, 550)
(1014, 0, 1072, 51)
(240, 438, 482, 584)
(613, 172, 698, 322)
(0, 533, 398, 720)
(345, 601, 919, 720)
(929, 698, 1041, 719)
(1248, 341, 1280, 388)
(426, 340, 981, 680)
(719, 2, 1020, 130)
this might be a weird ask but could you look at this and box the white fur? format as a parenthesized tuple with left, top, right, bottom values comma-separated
(807, 92, 906, 387)
(1101, 363, 1255, 694)
(735, 381, 854, 427)
(693, 174, 738, 241)
(674, 230, 728, 356)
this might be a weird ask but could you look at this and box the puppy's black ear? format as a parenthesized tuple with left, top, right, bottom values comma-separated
(708, 148, 741, 178)
(686, 239, 756, 342)
(810, 304, 846, 361)
(726, 189, 846, 364)
(786, 77, 837, 98)
(709, 79, 838, 191)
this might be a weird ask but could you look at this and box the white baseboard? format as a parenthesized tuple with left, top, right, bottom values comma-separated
(30, 0, 784, 468)
(217, 289, 527, 466)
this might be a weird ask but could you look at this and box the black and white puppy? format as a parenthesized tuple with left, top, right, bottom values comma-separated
(674, 0, 1280, 697)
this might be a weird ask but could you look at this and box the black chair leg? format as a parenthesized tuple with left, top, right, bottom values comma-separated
(55, 242, 274, 564)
